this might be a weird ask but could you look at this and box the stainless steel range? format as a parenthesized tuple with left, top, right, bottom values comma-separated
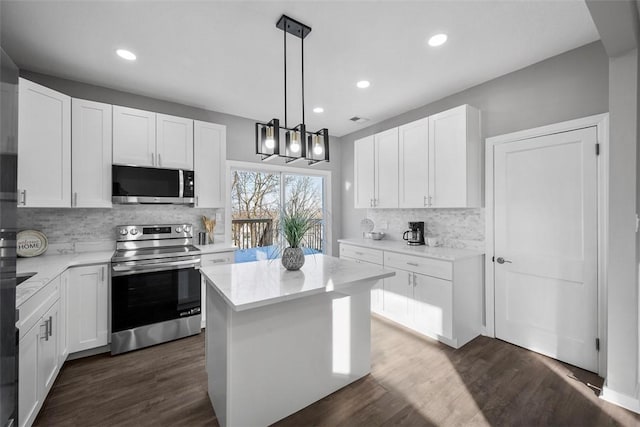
(110, 224, 201, 355)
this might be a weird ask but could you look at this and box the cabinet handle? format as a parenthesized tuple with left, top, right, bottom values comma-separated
(369, 198, 373, 207)
(48, 315, 53, 337)
(40, 320, 49, 341)
(151, 152, 155, 166)
(73, 192, 78, 207)
(407, 262, 419, 267)
(424, 195, 427, 207)
(158, 153, 162, 167)
(428, 195, 433, 207)
(19, 189, 26, 206)
(354, 251, 364, 256)
(412, 272, 417, 287)
(373, 198, 377, 207)
(195, 196, 199, 207)
(210, 258, 226, 264)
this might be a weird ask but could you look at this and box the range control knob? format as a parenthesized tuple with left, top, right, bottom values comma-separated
(119, 228, 128, 236)
(183, 225, 191, 233)
(130, 228, 139, 236)
(175, 226, 183, 233)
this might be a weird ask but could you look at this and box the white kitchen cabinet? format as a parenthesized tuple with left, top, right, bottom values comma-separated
(382, 267, 411, 324)
(71, 98, 112, 208)
(112, 105, 156, 167)
(194, 121, 226, 208)
(68, 264, 109, 353)
(399, 118, 429, 208)
(428, 104, 481, 207)
(18, 275, 62, 427)
(17, 78, 71, 207)
(156, 113, 194, 170)
(339, 244, 384, 313)
(58, 271, 69, 364)
(412, 272, 453, 339)
(200, 251, 234, 327)
(353, 129, 399, 209)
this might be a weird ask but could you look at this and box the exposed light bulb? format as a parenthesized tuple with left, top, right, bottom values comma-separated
(265, 138, 275, 149)
(313, 143, 323, 155)
(290, 140, 301, 153)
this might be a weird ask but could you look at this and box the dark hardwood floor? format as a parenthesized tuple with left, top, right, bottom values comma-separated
(35, 317, 640, 426)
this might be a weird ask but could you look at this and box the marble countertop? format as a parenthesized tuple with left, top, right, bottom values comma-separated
(338, 238, 484, 261)
(201, 254, 394, 312)
(194, 243, 236, 255)
(16, 250, 114, 307)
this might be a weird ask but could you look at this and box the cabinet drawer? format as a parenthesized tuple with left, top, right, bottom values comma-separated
(201, 251, 234, 266)
(340, 245, 383, 265)
(384, 251, 452, 280)
(18, 276, 60, 341)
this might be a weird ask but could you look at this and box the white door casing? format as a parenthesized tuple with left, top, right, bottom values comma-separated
(488, 118, 605, 374)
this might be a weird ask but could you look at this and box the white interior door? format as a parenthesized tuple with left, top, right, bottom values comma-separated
(493, 126, 598, 372)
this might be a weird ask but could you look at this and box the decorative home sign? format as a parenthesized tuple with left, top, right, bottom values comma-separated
(16, 230, 48, 257)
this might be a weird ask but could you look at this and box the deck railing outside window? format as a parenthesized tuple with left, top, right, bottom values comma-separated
(232, 218, 324, 252)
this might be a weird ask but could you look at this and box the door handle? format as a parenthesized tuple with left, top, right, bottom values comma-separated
(496, 257, 512, 264)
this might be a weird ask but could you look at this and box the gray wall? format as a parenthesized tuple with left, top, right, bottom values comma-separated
(19, 70, 343, 255)
(339, 41, 609, 242)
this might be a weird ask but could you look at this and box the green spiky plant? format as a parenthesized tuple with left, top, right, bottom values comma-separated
(281, 208, 315, 249)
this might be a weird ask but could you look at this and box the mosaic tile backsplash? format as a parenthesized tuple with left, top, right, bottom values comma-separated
(363, 208, 484, 251)
(17, 205, 226, 251)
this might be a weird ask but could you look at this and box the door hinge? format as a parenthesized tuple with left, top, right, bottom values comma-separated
(595, 143, 600, 156)
(596, 338, 600, 351)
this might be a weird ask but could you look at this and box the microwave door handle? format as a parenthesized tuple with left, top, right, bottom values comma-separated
(179, 170, 184, 198)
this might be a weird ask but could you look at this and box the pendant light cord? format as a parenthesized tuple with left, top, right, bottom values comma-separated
(301, 35, 305, 125)
(284, 22, 288, 128)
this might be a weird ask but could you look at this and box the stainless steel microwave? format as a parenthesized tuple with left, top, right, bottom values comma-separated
(112, 165, 195, 204)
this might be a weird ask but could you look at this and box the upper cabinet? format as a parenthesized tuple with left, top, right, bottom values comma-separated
(18, 78, 71, 207)
(354, 105, 481, 209)
(157, 114, 194, 170)
(428, 105, 481, 208)
(71, 99, 112, 208)
(112, 106, 156, 167)
(354, 130, 399, 209)
(194, 120, 226, 208)
(113, 107, 194, 170)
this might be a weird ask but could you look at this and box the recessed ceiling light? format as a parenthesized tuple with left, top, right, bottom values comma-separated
(356, 80, 370, 89)
(428, 34, 448, 47)
(116, 49, 137, 61)
(313, 107, 324, 113)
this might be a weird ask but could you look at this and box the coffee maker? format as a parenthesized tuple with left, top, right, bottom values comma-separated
(403, 221, 425, 246)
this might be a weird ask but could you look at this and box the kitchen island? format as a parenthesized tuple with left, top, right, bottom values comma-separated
(200, 254, 394, 427)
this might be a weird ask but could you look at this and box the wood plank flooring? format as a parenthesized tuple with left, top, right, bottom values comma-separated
(35, 317, 640, 426)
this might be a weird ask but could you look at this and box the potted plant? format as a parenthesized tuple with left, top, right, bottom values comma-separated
(280, 209, 315, 271)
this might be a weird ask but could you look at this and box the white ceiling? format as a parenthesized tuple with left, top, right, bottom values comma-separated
(0, 1, 599, 137)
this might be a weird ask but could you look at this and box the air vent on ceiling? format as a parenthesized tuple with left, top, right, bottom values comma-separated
(350, 116, 370, 124)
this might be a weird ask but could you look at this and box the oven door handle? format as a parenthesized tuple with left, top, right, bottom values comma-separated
(111, 259, 201, 277)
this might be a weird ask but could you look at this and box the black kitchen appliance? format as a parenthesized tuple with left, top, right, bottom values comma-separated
(0, 47, 19, 427)
(110, 224, 202, 355)
(403, 221, 425, 246)
(112, 165, 194, 205)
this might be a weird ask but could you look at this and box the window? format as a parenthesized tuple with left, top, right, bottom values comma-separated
(230, 167, 326, 263)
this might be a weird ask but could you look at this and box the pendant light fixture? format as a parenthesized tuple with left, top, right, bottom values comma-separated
(255, 14, 330, 165)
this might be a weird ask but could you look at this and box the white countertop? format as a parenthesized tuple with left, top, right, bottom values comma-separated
(194, 243, 236, 255)
(16, 250, 114, 307)
(338, 238, 484, 261)
(201, 254, 394, 312)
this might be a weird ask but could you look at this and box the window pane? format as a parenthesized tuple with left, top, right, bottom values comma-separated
(284, 174, 324, 254)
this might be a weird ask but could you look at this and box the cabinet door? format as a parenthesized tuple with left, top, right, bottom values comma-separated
(399, 118, 429, 208)
(200, 252, 234, 327)
(113, 106, 156, 167)
(72, 99, 112, 207)
(382, 267, 411, 325)
(428, 105, 478, 208)
(374, 128, 399, 208)
(58, 272, 69, 364)
(68, 264, 109, 353)
(353, 136, 375, 208)
(18, 78, 71, 207)
(156, 113, 194, 170)
(39, 300, 59, 396)
(412, 272, 453, 339)
(194, 121, 226, 208)
(19, 324, 40, 427)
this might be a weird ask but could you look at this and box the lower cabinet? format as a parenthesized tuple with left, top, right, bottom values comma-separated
(339, 242, 483, 349)
(68, 264, 109, 353)
(18, 275, 62, 427)
(200, 251, 234, 327)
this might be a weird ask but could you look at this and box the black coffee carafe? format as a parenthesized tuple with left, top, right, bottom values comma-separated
(402, 221, 425, 246)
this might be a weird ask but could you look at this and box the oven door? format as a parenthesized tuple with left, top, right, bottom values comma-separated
(111, 256, 201, 334)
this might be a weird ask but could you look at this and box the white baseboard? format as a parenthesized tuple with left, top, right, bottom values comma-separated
(601, 385, 640, 414)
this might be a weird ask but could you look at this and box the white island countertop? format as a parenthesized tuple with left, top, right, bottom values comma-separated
(200, 254, 394, 312)
(338, 238, 484, 261)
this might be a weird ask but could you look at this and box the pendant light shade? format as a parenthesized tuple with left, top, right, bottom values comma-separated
(255, 15, 329, 165)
